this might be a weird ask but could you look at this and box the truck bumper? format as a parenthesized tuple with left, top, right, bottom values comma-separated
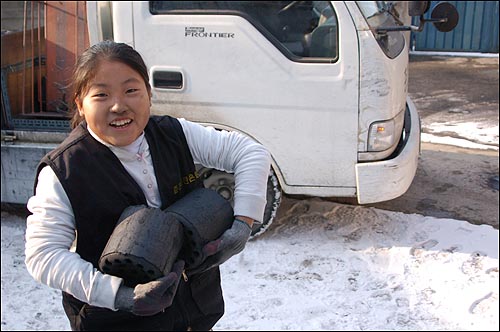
(355, 97, 421, 204)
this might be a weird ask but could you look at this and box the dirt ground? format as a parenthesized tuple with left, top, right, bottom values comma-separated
(367, 142, 499, 229)
(368, 55, 499, 229)
(409, 55, 499, 147)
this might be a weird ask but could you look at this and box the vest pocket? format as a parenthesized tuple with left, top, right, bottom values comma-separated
(78, 305, 137, 330)
(186, 267, 225, 330)
(62, 291, 175, 331)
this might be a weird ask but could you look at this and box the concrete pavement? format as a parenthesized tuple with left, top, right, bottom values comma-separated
(368, 55, 499, 229)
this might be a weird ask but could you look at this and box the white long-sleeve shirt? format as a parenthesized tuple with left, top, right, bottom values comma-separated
(25, 118, 271, 310)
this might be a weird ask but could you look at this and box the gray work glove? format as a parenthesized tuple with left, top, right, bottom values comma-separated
(115, 260, 185, 316)
(188, 218, 252, 275)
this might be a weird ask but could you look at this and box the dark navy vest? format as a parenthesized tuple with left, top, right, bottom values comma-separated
(35, 115, 202, 267)
(36, 116, 223, 330)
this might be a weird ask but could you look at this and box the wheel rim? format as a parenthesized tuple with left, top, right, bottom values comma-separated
(199, 169, 235, 206)
(198, 167, 281, 237)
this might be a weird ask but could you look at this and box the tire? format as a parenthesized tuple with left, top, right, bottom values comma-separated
(198, 167, 282, 238)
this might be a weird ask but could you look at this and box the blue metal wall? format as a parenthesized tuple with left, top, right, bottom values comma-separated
(411, 1, 499, 53)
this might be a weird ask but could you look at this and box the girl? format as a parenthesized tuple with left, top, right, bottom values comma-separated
(25, 40, 271, 331)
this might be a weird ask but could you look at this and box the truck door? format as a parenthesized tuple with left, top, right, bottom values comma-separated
(132, 1, 359, 195)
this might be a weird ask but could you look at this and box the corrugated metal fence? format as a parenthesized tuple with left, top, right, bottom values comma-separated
(411, 1, 499, 53)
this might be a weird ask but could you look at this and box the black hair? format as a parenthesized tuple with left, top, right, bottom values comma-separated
(70, 41, 151, 128)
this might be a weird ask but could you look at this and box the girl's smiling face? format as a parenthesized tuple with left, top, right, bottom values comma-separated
(76, 60, 151, 146)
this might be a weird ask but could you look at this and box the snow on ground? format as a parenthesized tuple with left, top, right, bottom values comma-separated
(421, 122, 499, 151)
(216, 199, 498, 331)
(1, 199, 498, 331)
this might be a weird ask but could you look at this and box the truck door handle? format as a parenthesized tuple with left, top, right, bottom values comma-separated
(152, 70, 183, 89)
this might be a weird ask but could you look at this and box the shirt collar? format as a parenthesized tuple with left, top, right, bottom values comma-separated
(87, 125, 146, 161)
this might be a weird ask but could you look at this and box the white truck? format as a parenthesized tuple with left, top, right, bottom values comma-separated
(1, 1, 458, 235)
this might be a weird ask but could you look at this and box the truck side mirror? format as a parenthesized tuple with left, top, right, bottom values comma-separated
(408, 1, 430, 17)
(376, 1, 459, 35)
(430, 2, 459, 32)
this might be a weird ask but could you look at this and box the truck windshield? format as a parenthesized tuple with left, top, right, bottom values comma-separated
(356, 1, 405, 59)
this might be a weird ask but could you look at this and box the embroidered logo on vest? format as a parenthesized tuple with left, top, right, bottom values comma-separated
(173, 170, 201, 194)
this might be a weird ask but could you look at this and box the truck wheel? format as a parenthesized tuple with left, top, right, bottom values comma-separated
(198, 167, 282, 238)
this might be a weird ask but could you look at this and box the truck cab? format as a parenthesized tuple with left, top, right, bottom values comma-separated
(2, 1, 458, 236)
